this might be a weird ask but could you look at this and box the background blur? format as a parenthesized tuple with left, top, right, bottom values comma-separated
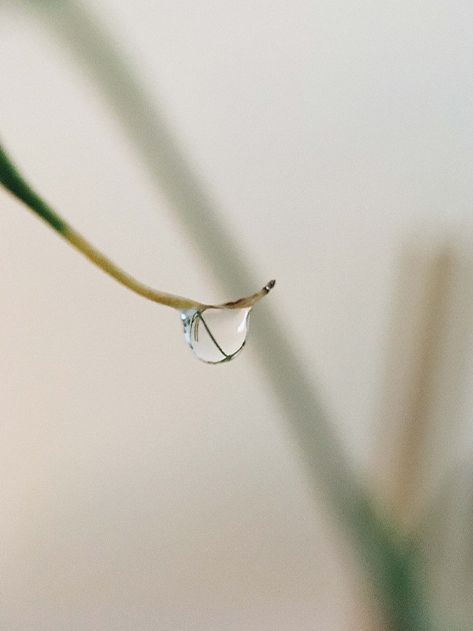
(1, 1, 473, 629)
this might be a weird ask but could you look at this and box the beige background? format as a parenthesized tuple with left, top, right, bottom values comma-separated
(1, 1, 473, 629)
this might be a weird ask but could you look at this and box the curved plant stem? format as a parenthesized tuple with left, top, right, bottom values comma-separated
(0, 142, 273, 311)
(14, 1, 430, 627)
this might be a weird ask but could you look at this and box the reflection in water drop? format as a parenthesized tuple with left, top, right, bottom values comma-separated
(181, 307, 251, 364)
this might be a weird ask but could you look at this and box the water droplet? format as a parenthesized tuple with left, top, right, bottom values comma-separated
(181, 307, 251, 364)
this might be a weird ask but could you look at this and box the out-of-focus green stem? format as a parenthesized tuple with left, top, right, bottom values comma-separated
(16, 1, 430, 627)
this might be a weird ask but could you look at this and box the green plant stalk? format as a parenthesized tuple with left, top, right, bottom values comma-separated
(0, 142, 201, 309)
(0, 143, 273, 311)
(15, 2, 430, 627)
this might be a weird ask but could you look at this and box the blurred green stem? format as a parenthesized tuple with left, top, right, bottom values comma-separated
(15, 1, 430, 627)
